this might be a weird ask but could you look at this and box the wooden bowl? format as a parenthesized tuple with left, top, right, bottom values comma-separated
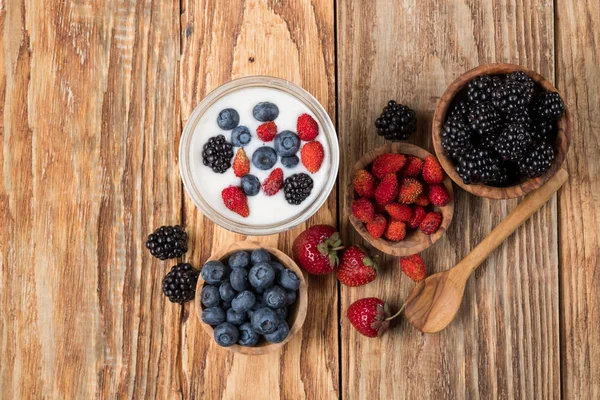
(347, 143, 454, 256)
(432, 63, 572, 199)
(194, 240, 308, 355)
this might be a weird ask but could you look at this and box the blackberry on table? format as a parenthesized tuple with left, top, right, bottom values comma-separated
(506, 71, 534, 102)
(496, 123, 533, 161)
(518, 142, 555, 178)
(532, 92, 564, 120)
(162, 263, 199, 304)
(468, 102, 503, 137)
(467, 75, 502, 104)
(146, 225, 188, 260)
(374, 100, 417, 141)
(456, 146, 510, 186)
(492, 81, 531, 113)
(202, 135, 234, 173)
(283, 173, 314, 205)
(441, 114, 473, 160)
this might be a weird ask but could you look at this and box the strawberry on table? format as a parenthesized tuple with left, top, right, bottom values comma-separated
(399, 254, 426, 282)
(232, 148, 250, 177)
(262, 168, 284, 196)
(353, 169, 377, 198)
(371, 153, 407, 179)
(301, 141, 325, 173)
(256, 121, 278, 142)
(337, 245, 378, 287)
(297, 113, 319, 141)
(420, 211, 442, 235)
(292, 225, 342, 275)
(221, 186, 249, 217)
(366, 214, 387, 238)
(352, 198, 375, 223)
(422, 155, 444, 184)
(375, 173, 399, 205)
(347, 297, 390, 337)
(398, 178, 423, 204)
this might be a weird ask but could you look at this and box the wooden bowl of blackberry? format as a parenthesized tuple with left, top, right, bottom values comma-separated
(432, 63, 572, 199)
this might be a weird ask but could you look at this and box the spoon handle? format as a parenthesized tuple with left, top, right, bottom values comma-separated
(454, 169, 569, 278)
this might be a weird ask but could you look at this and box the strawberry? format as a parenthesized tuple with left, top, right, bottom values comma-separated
(420, 211, 442, 235)
(408, 205, 426, 229)
(257, 121, 278, 142)
(353, 169, 377, 198)
(375, 173, 399, 205)
(347, 297, 390, 337)
(232, 148, 250, 177)
(297, 113, 319, 141)
(301, 141, 324, 173)
(415, 193, 430, 207)
(366, 214, 387, 238)
(221, 186, 249, 217)
(400, 156, 423, 178)
(384, 220, 406, 241)
(384, 203, 412, 222)
(292, 225, 342, 275)
(422, 156, 444, 184)
(428, 184, 450, 206)
(262, 168, 283, 196)
(398, 178, 423, 204)
(399, 254, 426, 282)
(352, 198, 375, 223)
(337, 245, 378, 287)
(371, 153, 407, 179)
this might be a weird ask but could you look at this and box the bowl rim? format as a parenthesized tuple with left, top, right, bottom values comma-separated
(431, 62, 572, 199)
(194, 240, 308, 355)
(347, 142, 454, 256)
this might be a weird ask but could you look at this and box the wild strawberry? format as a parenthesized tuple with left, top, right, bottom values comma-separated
(301, 141, 324, 173)
(347, 297, 390, 337)
(371, 153, 407, 179)
(399, 254, 426, 282)
(353, 169, 377, 198)
(400, 156, 423, 178)
(415, 193, 430, 206)
(384, 203, 412, 222)
(428, 184, 450, 206)
(262, 168, 283, 196)
(337, 245, 378, 287)
(366, 214, 387, 238)
(420, 211, 442, 235)
(297, 113, 319, 141)
(375, 174, 399, 205)
(256, 121, 277, 142)
(292, 225, 342, 275)
(408, 205, 426, 229)
(398, 178, 423, 204)
(352, 198, 375, 223)
(232, 148, 250, 177)
(422, 156, 444, 184)
(221, 186, 249, 217)
(384, 220, 406, 241)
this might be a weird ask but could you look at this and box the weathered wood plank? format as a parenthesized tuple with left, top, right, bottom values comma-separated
(337, 0, 560, 398)
(179, 0, 338, 398)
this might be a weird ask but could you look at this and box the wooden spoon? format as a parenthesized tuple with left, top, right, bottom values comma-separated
(404, 169, 568, 333)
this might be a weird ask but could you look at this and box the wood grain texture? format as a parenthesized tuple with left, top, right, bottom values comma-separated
(337, 0, 560, 398)
(556, 0, 600, 398)
(179, 0, 338, 398)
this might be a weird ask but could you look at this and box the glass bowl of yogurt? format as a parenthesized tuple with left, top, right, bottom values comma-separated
(179, 76, 339, 235)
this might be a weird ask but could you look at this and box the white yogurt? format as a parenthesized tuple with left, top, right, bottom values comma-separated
(189, 87, 331, 226)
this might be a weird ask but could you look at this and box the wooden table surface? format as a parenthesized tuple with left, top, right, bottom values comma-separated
(1, 0, 598, 398)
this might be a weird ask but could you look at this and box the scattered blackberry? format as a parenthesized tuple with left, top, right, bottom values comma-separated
(496, 123, 533, 161)
(441, 114, 473, 160)
(468, 102, 503, 136)
(456, 146, 509, 186)
(532, 92, 564, 120)
(507, 71, 534, 102)
(531, 119, 555, 143)
(202, 135, 234, 173)
(507, 108, 532, 129)
(518, 142, 555, 178)
(283, 173, 314, 205)
(162, 263, 199, 304)
(146, 225, 188, 260)
(492, 81, 531, 113)
(467, 75, 501, 104)
(374, 100, 417, 141)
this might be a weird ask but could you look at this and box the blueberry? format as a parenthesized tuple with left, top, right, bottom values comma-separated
(264, 320, 289, 343)
(213, 322, 239, 347)
(281, 155, 300, 168)
(222, 301, 231, 310)
(263, 285, 287, 309)
(231, 126, 251, 147)
(201, 307, 226, 326)
(253, 102, 279, 122)
(251, 249, 271, 264)
(226, 308, 248, 326)
(248, 262, 276, 290)
(285, 290, 297, 306)
(270, 261, 285, 273)
(217, 108, 240, 130)
(278, 269, 300, 291)
(274, 131, 300, 157)
(251, 307, 279, 334)
(241, 174, 261, 196)
(274, 305, 288, 321)
(232, 290, 256, 313)
(252, 147, 278, 170)
(238, 323, 260, 346)
(230, 267, 249, 292)
(229, 250, 250, 268)
(201, 285, 221, 307)
(201, 261, 228, 284)
(219, 282, 236, 302)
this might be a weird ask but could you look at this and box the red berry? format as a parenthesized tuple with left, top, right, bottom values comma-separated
(221, 186, 249, 217)
(352, 198, 375, 223)
(400, 156, 423, 178)
(408, 205, 426, 229)
(337, 246, 378, 287)
(375, 173, 399, 205)
(366, 214, 387, 239)
(384, 203, 412, 222)
(297, 113, 319, 141)
(398, 178, 423, 204)
(385, 220, 406, 241)
(301, 141, 325, 173)
(347, 297, 390, 337)
(420, 212, 442, 235)
(353, 169, 377, 198)
(262, 168, 284, 196)
(292, 225, 341, 275)
(399, 254, 426, 282)
(232, 148, 250, 177)
(422, 156, 444, 184)
(428, 184, 450, 206)
(371, 153, 407, 179)
(256, 121, 278, 142)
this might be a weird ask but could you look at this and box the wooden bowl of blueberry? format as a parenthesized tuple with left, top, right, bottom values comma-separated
(195, 241, 307, 355)
(432, 63, 572, 199)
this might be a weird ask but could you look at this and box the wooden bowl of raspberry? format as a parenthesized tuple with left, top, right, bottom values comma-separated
(347, 143, 454, 256)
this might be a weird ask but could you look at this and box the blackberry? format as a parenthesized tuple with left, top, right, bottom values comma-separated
(506, 71, 534, 102)
(162, 263, 199, 304)
(456, 146, 510, 186)
(448, 101, 471, 119)
(468, 102, 503, 136)
(374, 100, 417, 141)
(492, 81, 531, 113)
(202, 135, 234, 173)
(145, 225, 188, 260)
(507, 108, 532, 129)
(441, 114, 473, 160)
(532, 92, 564, 120)
(518, 142, 555, 178)
(531, 118, 555, 143)
(496, 123, 533, 161)
(283, 173, 314, 205)
(467, 75, 501, 104)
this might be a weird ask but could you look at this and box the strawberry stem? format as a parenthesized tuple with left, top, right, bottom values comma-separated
(385, 303, 406, 321)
